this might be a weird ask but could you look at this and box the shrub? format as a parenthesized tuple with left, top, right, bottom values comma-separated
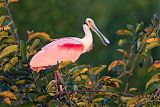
(0, 0, 159, 106)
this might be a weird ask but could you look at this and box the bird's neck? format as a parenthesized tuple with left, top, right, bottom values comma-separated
(81, 26, 93, 53)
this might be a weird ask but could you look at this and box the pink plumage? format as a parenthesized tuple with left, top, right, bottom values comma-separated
(30, 38, 84, 72)
(30, 18, 110, 72)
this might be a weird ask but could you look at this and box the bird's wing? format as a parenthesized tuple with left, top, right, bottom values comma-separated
(42, 37, 82, 50)
(30, 37, 84, 71)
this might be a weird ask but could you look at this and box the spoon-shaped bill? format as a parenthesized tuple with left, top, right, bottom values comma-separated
(91, 23, 110, 46)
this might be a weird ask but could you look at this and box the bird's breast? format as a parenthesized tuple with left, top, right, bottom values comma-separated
(87, 44, 93, 52)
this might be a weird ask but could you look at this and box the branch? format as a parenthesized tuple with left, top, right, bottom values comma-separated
(117, 72, 129, 79)
(21, 90, 135, 97)
(124, 23, 160, 93)
(124, 45, 144, 93)
(3, 0, 19, 41)
(70, 90, 135, 97)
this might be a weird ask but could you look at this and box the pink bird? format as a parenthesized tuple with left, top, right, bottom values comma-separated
(30, 18, 110, 72)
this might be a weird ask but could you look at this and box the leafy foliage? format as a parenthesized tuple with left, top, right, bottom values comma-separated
(0, 1, 160, 107)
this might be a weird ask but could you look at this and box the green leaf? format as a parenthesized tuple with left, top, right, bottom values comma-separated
(35, 95, 48, 102)
(148, 65, 156, 72)
(116, 49, 129, 58)
(28, 32, 51, 41)
(107, 86, 117, 92)
(126, 98, 137, 107)
(117, 39, 127, 47)
(92, 98, 104, 103)
(22, 83, 36, 92)
(127, 24, 133, 30)
(77, 102, 87, 106)
(89, 65, 106, 75)
(116, 29, 133, 36)
(72, 97, 78, 102)
(0, 45, 18, 59)
(73, 85, 78, 91)
(108, 60, 125, 72)
(10, 56, 18, 65)
(137, 39, 141, 51)
(0, 16, 6, 26)
(1, 57, 9, 63)
(144, 84, 158, 94)
(20, 40, 27, 60)
(87, 73, 96, 82)
(145, 73, 160, 89)
(151, 14, 159, 26)
(46, 80, 56, 96)
(16, 80, 26, 85)
(102, 85, 106, 90)
(4, 57, 18, 71)
(89, 67, 99, 74)
(58, 61, 73, 69)
(74, 75, 89, 82)
(1, 36, 17, 44)
(29, 39, 40, 52)
(72, 68, 88, 78)
(15, 79, 32, 85)
(68, 65, 87, 74)
(0, 31, 8, 37)
(109, 78, 122, 84)
(8, 0, 19, 4)
(129, 88, 138, 92)
(144, 26, 154, 34)
(145, 42, 160, 52)
(0, 36, 7, 41)
(136, 22, 144, 32)
(4, 63, 12, 72)
(0, 44, 8, 50)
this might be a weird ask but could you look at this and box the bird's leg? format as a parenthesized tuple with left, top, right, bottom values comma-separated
(56, 69, 64, 94)
(56, 61, 64, 94)
(54, 62, 64, 95)
(54, 71, 58, 95)
(54, 61, 60, 95)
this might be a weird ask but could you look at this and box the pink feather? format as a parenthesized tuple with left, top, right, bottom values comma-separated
(30, 38, 84, 72)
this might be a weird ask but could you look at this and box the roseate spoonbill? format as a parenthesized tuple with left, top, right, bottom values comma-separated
(30, 18, 110, 72)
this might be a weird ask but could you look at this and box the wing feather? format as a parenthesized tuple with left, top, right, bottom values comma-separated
(30, 37, 84, 71)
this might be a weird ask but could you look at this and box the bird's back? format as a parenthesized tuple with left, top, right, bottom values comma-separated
(30, 37, 84, 72)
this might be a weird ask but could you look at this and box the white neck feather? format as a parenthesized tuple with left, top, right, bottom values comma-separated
(81, 24, 93, 53)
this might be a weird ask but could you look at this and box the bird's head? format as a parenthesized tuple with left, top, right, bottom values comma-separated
(85, 18, 110, 46)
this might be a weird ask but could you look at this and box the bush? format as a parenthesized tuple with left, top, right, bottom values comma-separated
(0, 1, 159, 106)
